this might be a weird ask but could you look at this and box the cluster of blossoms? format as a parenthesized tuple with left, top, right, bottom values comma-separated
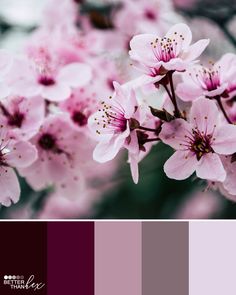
(0, 0, 236, 214)
(89, 21, 236, 202)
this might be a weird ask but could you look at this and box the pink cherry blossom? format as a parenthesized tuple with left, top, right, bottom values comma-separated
(176, 190, 222, 219)
(176, 53, 236, 101)
(7, 53, 92, 102)
(88, 82, 141, 163)
(0, 125, 37, 206)
(160, 98, 236, 181)
(115, 0, 179, 36)
(0, 95, 44, 140)
(19, 115, 85, 194)
(60, 87, 99, 130)
(129, 23, 209, 86)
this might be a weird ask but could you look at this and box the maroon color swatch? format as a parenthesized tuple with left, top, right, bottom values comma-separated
(47, 222, 94, 295)
(0, 221, 47, 295)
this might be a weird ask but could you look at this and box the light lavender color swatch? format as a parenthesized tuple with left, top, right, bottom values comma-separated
(142, 222, 189, 295)
(95, 222, 142, 295)
(190, 221, 236, 295)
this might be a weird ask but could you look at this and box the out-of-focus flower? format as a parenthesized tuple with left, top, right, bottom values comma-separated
(89, 82, 151, 183)
(0, 125, 37, 206)
(129, 23, 209, 86)
(176, 189, 222, 219)
(7, 54, 92, 102)
(0, 95, 44, 140)
(60, 87, 98, 131)
(19, 115, 85, 195)
(115, 0, 181, 36)
(160, 98, 236, 181)
(176, 53, 236, 101)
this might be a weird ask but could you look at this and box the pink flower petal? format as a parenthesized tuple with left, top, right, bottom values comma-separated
(190, 98, 219, 134)
(41, 83, 71, 101)
(176, 81, 203, 101)
(181, 39, 209, 61)
(196, 153, 226, 181)
(165, 23, 192, 51)
(12, 79, 41, 97)
(0, 167, 20, 207)
(129, 34, 158, 65)
(124, 74, 164, 89)
(126, 129, 139, 154)
(57, 62, 92, 88)
(45, 154, 69, 182)
(6, 141, 38, 168)
(164, 150, 198, 180)
(212, 124, 236, 155)
(129, 153, 139, 184)
(0, 49, 13, 76)
(19, 159, 51, 191)
(0, 82, 10, 98)
(217, 53, 236, 81)
(162, 58, 188, 71)
(93, 127, 130, 163)
(160, 119, 192, 150)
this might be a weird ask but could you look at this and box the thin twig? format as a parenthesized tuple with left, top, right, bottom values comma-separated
(215, 96, 232, 124)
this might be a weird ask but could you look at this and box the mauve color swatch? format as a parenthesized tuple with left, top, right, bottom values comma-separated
(47, 222, 94, 295)
(142, 222, 189, 295)
(189, 221, 236, 295)
(0, 222, 47, 295)
(95, 222, 142, 295)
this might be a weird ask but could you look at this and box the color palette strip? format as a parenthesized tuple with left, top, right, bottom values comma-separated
(0, 221, 235, 295)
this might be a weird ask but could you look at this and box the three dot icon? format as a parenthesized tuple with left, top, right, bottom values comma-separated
(4, 275, 24, 280)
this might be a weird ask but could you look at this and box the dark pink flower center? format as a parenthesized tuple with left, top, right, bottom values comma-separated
(8, 112, 24, 128)
(0, 104, 24, 128)
(38, 76, 55, 86)
(150, 33, 182, 63)
(184, 129, 214, 160)
(95, 100, 127, 135)
(190, 66, 221, 92)
(144, 9, 156, 20)
(38, 133, 57, 151)
(72, 111, 88, 126)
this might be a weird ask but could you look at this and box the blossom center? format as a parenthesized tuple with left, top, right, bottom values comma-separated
(95, 100, 127, 135)
(8, 112, 24, 128)
(188, 129, 213, 160)
(38, 133, 57, 150)
(72, 111, 88, 126)
(150, 32, 182, 63)
(190, 65, 221, 92)
(0, 104, 24, 128)
(144, 10, 156, 20)
(38, 76, 56, 86)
